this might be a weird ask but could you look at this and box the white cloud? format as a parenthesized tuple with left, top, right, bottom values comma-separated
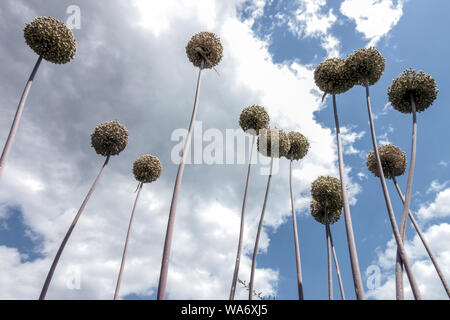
(287, 0, 340, 57)
(340, 0, 405, 46)
(426, 180, 449, 195)
(367, 223, 450, 299)
(340, 126, 366, 155)
(418, 188, 450, 221)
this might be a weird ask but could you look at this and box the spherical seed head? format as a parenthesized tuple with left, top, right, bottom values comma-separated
(133, 155, 162, 183)
(311, 176, 343, 213)
(366, 144, 407, 180)
(314, 58, 355, 94)
(310, 199, 343, 225)
(257, 128, 290, 158)
(91, 121, 129, 157)
(346, 47, 385, 86)
(388, 69, 439, 113)
(24, 16, 76, 64)
(287, 131, 310, 160)
(186, 32, 223, 69)
(239, 105, 270, 135)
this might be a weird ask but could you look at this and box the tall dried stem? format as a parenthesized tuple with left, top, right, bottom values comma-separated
(114, 182, 144, 300)
(157, 59, 205, 300)
(249, 157, 273, 300)
(39, 155, 110, 300)
(392, 175, 450, 298)
(332, 93, 365, 299)
(229, 135, 256, 300)
(0, 56, 43, 176)
(363, 79, 421, 299)
(289, 154, 304, 300)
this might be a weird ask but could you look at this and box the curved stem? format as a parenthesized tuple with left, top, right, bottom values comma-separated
(332, 93, 365, 299)
(114, 182, 144, 300)
(327, 224, 345, 300)
(157, 60, 205, 300)
(392, 176, 450, 298)
(363, 80, 421, 300)
(289, 155, 304, 300)
(395, 93, 418, 299)
(249, 157, 273, 300)
(325, 208, 333, 300)
(0, 56, 43, 177)
(39, 155, 110, 300)
(229, 135, 256, 300)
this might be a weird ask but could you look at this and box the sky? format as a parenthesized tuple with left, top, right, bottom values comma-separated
(0, 0, 449, 300)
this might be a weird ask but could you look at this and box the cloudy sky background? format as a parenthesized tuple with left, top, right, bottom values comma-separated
(0, 0, 449, 300)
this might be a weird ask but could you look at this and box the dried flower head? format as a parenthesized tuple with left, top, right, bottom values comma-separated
(186, 32, 223, 69)
(311, 176, 342, 213)
(287, 131, 309, 160)
(345, 47, 385, 86)
(366, 144, 407, 180)
(91, 120, 129, 157)
(133, 155, 162, 183)
(388, 69, 439, 113)
(24, 16, 76, 64)
(239, 105, 270, 135)
(257, 128, 290, 158)
(310, 199, 343, 225)
(314, 58, 354, 94)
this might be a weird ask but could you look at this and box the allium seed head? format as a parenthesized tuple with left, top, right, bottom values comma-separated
(24, 16, 76, 64)
(311, 176, 343, 213)
(186, 32, 223, 69)
(239, 105, 270, 135)
(388, 69, 438, 113)
(133, 155, 162, 183)
(257, 128, 290, 158)
(314, 58, 355, 94)
(366, 144, 407, 179)
(310, 199, 343, 225)
(91, 121, 129, 157)
(287, 131, 309, 160)
(345, 47, 385, 86)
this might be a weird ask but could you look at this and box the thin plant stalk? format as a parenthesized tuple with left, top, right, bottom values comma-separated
(39, 155, 110, 300)
(229, 135, 256, 300)
(0, 56, 43, 177)
(327, 224, 345, 300)
(325, 208, 333, 300)
(249, 156, 273, 300)
(395, 93, 418, 299)
(392, 175, 450, 298)
(157, 59, 205, 300)
(332, 93, 365, 299)
(363, 79, 421, 300)
(289, 153, 304, 300)
(114, 182, 144, 300)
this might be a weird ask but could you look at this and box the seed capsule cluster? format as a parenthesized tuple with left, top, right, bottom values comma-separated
(388, 69, 438, 113)
(24, 16, 76, 64)
(133, 155, 162, 183)
(310, 176, 343, 221)
(314, 58, 355, 94)
(366, 144, 407, 180)
(345, 47, 385, 86)
(91, 121, 129, 157)
(287, 131, 309, 161)
(257, 128, 291, 158)
(186, 32, 223, 69)
(310, 199, 343, 225)
(239, 105, 270, 135)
